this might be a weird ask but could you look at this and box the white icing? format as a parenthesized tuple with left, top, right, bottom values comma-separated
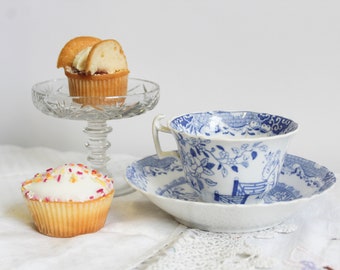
(22, 164, 114, 202)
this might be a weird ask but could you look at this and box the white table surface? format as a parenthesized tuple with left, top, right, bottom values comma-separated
(0, 145, 339, 270)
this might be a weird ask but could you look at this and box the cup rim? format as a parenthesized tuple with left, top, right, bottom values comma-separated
(168, 110, 299, 141)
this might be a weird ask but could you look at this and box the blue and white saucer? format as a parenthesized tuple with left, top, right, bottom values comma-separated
(125, 153, 336, 232)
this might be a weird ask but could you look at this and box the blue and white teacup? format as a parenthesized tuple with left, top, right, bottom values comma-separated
(152, 111, 299, 204)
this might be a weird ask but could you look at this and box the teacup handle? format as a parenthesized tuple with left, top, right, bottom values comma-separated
(152, 114, 179, 158)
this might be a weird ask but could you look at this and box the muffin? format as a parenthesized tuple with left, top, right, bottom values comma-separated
(57, 36, 129, 105)
(21, 163, 114, 237)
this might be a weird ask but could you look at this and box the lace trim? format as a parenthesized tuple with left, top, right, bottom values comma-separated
(134, 221, 297, 270)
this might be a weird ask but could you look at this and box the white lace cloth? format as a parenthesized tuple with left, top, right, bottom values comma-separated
(137, 224, 297, 270)
(0, 145, 339, 270)
(135, 211, 339, 270)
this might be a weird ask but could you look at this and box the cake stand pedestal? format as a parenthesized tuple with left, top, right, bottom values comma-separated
(32, 78, 160, 196)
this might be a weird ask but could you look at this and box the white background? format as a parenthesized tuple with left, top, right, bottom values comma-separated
(1, 0, 339, 172)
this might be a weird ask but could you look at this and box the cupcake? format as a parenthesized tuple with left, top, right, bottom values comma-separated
(57, 36, 129, 105)
(21, 163, 114, 237)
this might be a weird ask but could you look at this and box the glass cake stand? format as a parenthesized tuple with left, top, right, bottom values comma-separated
(32, 78, 160, 196)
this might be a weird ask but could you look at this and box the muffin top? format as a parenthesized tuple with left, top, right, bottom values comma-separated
(21, 163, 114, 202)
(57, 36, 128, 76)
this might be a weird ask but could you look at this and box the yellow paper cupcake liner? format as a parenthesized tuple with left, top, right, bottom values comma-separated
(25, 191, 114, 238)
(65, 70, 129, 106)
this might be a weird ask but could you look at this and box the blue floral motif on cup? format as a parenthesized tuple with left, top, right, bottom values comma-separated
(170, 111, 298, 138)
(175, 133, 281, 201)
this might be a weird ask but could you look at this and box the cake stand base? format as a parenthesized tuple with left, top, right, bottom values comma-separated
(106, 154, 137, 196)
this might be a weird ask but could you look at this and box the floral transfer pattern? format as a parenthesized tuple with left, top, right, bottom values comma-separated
(125, 153, 336, 205)
(175, 133, 283, 203)
(170, 111, 298, 137)
(126, 155, 182, 191)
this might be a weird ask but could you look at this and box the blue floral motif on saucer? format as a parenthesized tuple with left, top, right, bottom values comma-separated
(126, 154, 335, 204)
(125, 153, 336, 232)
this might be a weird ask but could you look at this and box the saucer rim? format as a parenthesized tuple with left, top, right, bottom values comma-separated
(125, 153, 336, 232)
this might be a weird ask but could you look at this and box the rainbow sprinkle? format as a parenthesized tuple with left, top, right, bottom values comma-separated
(21, 163, 114, 202)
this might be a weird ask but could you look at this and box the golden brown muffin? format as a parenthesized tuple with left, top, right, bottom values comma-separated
(57, 36, 129, 105)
